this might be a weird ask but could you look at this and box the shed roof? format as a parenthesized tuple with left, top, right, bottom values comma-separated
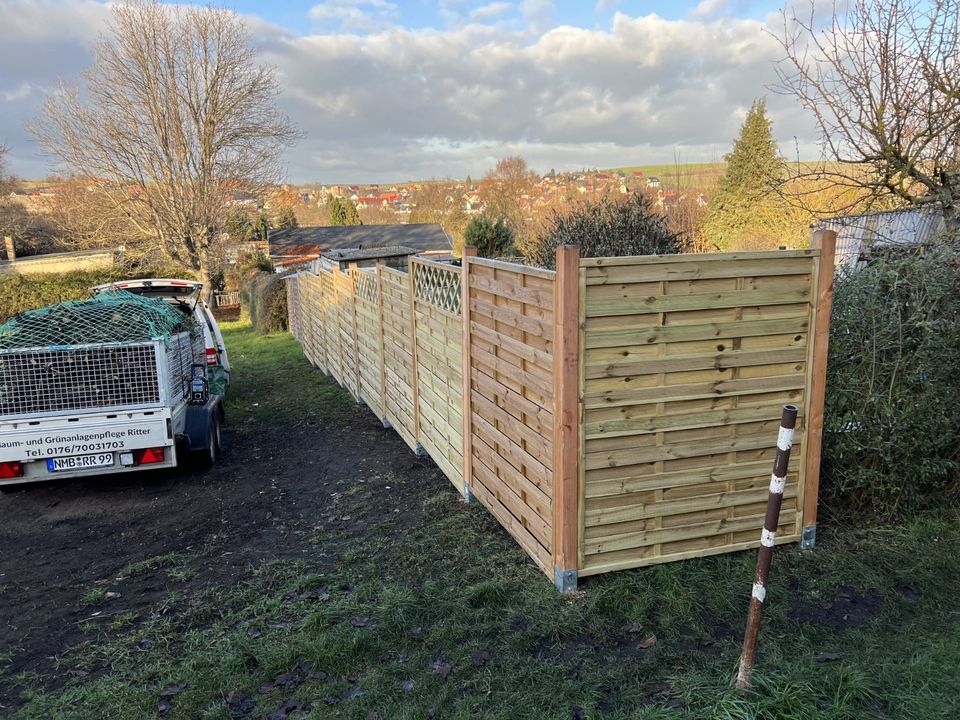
(322, 245, 418, 262)
(269, 223, 451, 258)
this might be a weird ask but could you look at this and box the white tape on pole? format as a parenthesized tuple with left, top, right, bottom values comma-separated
(776, 426, 794, 452)
(761, 528, 776, 547)
(769, 474, 786, 494)
(751, 582, 766, 603)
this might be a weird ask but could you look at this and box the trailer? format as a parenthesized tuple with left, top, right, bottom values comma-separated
(0, 289, 224, 485)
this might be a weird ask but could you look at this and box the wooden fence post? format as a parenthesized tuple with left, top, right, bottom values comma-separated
(407, 258, 426, 456)
(553, 245, 581, 593)
(801, 229, 837, 548)
(460, 246, 477, 502)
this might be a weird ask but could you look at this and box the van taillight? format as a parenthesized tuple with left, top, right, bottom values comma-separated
(205, 347, 218, 365)
(133, 448, 165, 465)
(0, 461, 23, 479)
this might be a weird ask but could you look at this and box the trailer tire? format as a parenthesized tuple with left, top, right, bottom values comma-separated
(192, 412, 220, 470)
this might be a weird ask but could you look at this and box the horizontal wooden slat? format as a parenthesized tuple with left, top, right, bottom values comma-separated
(584, 484, 799, 526)
(585, 403, 795, 439)
(585, 287, 811, 317)
(583, 373, 805, 408)
(584, 315, 810, 349)
(583, 511, 797, 556)
(469, 256, 557, 280)
(585, 257, 814, 284)
(585, 347, 807, 379)
(579, 249, 817, 267)
(579, 532, 801, 576)
(584, 432, 800, 470)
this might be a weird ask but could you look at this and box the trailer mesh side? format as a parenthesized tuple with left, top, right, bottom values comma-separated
(0, 344, 161, 417)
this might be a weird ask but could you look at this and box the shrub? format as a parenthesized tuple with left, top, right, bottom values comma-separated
(527, 193, 681, 269)
(463, 215, 515, 258)
(822, 250, 960, 519)
(0, 264, 192, 322)
(241, 270, 287, 334)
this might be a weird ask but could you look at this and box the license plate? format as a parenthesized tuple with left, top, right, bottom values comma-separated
(47, 453, 115, 473)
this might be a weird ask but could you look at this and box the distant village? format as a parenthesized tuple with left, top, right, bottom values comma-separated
(7, 168, 708, 220)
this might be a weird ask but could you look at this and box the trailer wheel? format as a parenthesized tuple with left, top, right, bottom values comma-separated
(193, 412, 220, 470)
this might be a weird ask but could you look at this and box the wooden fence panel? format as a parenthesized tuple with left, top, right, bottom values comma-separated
(380, 266, 418, 451)
(302, 273, 319, 366)
(465, 257, 558, 575)
(333, 268, 360, 398)
(319, 268, 343, 386)
(353, 268, 385, 419)
(307, 273, 327, 373)
(578, 250, 819, 576)
(286, 275, 301, 343)
(411, 258, 464, 492)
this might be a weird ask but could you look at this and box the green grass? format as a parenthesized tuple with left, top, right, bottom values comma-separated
(79, 589, 108, 607)
(8, 323, 959, 719)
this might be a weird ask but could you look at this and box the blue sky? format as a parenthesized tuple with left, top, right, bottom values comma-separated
(223, 1, 784, 33)
(0, 1, 818, 183)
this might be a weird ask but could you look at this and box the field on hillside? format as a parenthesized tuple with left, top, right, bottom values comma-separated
(1, 323, 957, 719)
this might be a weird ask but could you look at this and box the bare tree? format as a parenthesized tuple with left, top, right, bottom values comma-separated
(774, 0, 960, 230)
(30, 1, 298, 295)
(478, 156, 539, 253)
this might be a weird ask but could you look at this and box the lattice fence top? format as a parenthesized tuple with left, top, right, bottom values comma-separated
(413, 261, 462, 315)
(354, 268, 378, 304)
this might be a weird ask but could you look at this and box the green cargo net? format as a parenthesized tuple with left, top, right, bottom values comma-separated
(0, 289, 200, 350)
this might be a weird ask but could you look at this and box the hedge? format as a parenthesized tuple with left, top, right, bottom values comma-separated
(821, 250, 960, 519)
(0, 266, 193, 323)
(240, 271, 288, 334)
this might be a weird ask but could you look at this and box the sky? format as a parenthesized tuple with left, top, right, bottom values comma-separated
(0, 0, 822, 184)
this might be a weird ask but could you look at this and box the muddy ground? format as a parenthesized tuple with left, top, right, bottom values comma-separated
(0, 407, 444, 706)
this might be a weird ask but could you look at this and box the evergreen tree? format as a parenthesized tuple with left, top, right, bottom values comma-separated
(328, 196, 362, 226)
(328, 196, 347, 226)
(343, 198, 362, 226)
(463, 215, 515, 258)
(702, 98, 787, 250)
(255, 213, 269, 242)
(273, 205, 299, 230)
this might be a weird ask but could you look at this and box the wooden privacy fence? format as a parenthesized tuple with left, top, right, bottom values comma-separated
(286, 234, 836, 591)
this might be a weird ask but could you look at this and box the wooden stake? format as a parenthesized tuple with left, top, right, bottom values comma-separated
(801, 229, 837, 546)
(737, 404, 798, 691)
(553, 245, 581, 592)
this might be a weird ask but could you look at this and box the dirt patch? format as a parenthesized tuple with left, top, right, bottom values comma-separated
(0, 404, 445, 705)
(789, 587, 883, 629)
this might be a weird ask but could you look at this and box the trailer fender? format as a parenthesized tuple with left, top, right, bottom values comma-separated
(182, 396, 223, 451)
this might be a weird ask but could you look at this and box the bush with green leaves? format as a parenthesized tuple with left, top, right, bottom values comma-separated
(463, 215, 515, 258)
(527, 192, 680, 269)
(240, 270, 288, 334)
(0, 265, 193, 323)
(822, 250, 960, 519)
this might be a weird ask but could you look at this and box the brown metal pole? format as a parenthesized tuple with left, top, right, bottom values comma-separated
(736, 404, 799, 691)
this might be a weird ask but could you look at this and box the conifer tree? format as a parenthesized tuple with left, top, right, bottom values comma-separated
(702, 98, 787, 250)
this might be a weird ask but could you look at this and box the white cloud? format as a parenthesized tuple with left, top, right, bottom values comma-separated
(692, 0, 731, 20)
(470, 2, 513, 21)
(0, 0, 820, 182)
(308, 0, 399, 32)
(594, 0, 622, 11)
